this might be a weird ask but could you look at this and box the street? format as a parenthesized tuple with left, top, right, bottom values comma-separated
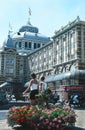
(0, 110, 8, 120)
(75, 108, 85, 129)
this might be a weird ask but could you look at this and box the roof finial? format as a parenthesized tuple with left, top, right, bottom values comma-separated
(29, 8, 32, 16)
(27, 8, 32, 25)
(8, 22, 12, 35)
(77, 16, 80, 21)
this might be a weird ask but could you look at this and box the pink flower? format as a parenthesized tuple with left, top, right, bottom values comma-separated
(40, 115, 44, 120)
(53, 118, 57, 121)
(49, 122, 52, 126)
(58, 119, 62, 124)
(47, 126, 51, 129)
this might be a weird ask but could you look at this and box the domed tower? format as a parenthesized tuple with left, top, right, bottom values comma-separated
(2, 12, 51, 54)
(12, 20, 50, 54)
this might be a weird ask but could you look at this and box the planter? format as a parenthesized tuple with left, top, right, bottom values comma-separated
(7, 105, 76, 130)
(13, 126, 34, 130)
(13, 125, 73, 130)
(7, 89, 77, 130)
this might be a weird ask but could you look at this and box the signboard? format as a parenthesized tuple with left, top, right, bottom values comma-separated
(64, 86, 85, 91)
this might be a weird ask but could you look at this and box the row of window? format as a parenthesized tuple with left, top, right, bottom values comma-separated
(15, 42, 41, 49)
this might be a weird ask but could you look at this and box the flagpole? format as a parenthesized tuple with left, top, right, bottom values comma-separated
(8, 22, 12, 35)
(27, 8, 32, 25)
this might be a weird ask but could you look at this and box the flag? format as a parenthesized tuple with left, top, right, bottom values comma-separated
(29, 8, 31, 16)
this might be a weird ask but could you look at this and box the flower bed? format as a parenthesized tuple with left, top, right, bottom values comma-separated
(7, 104, 76, 130)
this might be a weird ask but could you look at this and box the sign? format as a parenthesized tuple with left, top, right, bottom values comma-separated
(64, 86, 85, 91)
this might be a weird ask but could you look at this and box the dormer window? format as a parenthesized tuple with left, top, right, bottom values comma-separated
(17, 32, 21, 35)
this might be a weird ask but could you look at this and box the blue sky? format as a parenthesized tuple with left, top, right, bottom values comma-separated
(0, 0, 85, 45)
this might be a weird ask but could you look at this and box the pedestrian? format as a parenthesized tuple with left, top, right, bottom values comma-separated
(39, 75, 47, 93)
(53, 91, 59, 103)
(23, 73, 39, 105)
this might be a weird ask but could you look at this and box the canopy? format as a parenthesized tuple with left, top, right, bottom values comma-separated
(0, 82, 9, 88)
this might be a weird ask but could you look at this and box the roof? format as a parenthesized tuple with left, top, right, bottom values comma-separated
(2, 22, 50, 49)
(13, 22, 50, 42)
(3, 35, 15, 48)
(12, 32, 50, 42)
(19, 24, 38, 33)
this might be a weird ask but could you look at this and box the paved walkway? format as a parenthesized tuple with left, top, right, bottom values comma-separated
(75, 108, 85, 129)
(0, 108, 85, 130)
(0, 120, 12, 130)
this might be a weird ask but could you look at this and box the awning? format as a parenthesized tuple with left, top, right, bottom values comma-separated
(24, 82, 29, 87)
(45, 75, 55, 83)
(45, 70, 85, 83)
(0, 82, 9, 88)
(54, 72, 72, 81)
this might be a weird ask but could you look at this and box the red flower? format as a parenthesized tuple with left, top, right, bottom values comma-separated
(28, 113, 32, 117)
(20, 117, 25, 122)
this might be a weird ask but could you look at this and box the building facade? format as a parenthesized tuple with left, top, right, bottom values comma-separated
(0, 19, 50, 96)
(0, 16, 85, 100)
(28, 16, 85, 100)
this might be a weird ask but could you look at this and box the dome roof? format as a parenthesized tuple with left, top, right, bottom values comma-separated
(19, 23, 39, 33)
(2, 22, 51, 49)
(3, 34, 15, 48)
(12, 22, 50, 42)
(12, 31, 50, 42)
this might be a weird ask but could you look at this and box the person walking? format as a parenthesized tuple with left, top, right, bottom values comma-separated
(23, 73, 39, 105)
(39, 75, 47, 93)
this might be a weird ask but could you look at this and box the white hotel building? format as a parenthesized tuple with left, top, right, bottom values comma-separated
(28, 16, 85, 100)
(0, 16, 85, 100)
